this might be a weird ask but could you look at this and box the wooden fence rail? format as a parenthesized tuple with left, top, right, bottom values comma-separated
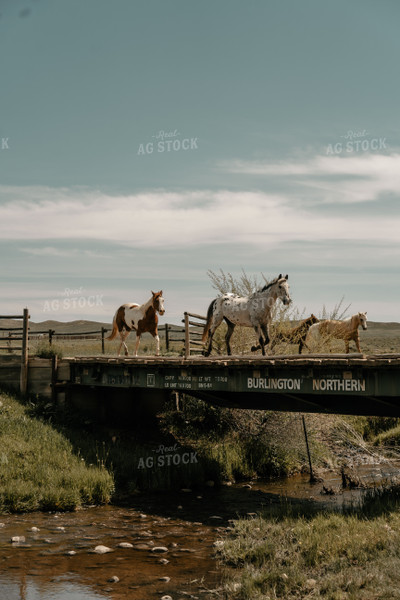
(0, 313, 207, 361)
(0, 308, 29, 395)
(1, 323, 188, 354)
(183, 311, 206, 358)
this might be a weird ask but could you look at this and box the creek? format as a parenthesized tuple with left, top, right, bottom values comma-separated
(1, 460, 399, 600)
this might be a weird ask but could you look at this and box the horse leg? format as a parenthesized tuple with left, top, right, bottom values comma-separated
(118, 330, 129, 356)
(204, 327, 216, 357)
(134, 334, 141, 357)
(117, 333, 123, 356)
(345, 338, 350, 353)
(224, 319, 235, 356)
(355, 332, 361, 353)
(154, 333, 160, 356)
(204, 314, 223, 357)
(254, 325, 266, 355)
(261, 324, 270, 355)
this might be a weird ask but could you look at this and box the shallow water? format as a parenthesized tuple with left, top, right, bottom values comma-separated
(1, 461, 400, 600)
(0, 501, 222, 600)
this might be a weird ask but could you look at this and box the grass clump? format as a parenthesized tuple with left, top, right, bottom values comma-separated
(0, 389, 114, 513)
(34, 342, 64, 360)
(218, 502, 400, 599)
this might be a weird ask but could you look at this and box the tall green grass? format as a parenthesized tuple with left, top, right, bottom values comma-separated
(218, 490, 400, 600)
(0, 389, 114, 513)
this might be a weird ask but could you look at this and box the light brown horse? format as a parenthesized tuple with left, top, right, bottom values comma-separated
(107, 291, 165, 356)
(251, 314, 319, 354)
(306, 312, 367, 353)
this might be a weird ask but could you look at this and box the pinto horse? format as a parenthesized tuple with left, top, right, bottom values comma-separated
(306, 312, 367, 354)
(251, 314, 319, 354)
(202, 274, 291, 356)
(107, 291, 165, 356)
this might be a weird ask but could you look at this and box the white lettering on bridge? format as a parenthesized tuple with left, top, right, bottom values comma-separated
(313, 379, 366, 392)
(247, 377, 301, 391)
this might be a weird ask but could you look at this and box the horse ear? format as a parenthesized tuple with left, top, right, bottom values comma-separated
(285, 274, 288, 280)
(159, 290, 163, 295)
(151, 290, 155, 295)
(278, 273, 282, 279)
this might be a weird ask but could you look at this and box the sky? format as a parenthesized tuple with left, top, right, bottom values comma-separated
(1, 0, 400, 325)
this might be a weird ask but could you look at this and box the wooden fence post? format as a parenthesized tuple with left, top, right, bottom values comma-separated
(20, 307, 29, 396)
(184, 312, 190, 359)
(302, 415, 316, 483)
(101, 327, 107, 354)
(51, 354, 58, 404)
(165, 323, 169, 351)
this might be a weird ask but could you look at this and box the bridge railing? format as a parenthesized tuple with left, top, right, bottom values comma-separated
(0, 308, 29, 395)
(183, 311, 206, 358)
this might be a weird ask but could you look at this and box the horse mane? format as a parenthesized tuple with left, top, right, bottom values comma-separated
(260, 277, 279, 292)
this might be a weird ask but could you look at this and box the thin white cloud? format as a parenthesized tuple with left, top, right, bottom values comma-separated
(220, 153, 400, 204)
(20, 246, 108, 258)
(0, 185, 399, 248)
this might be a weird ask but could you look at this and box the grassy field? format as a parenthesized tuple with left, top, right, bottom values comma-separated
(0, 389, 114, 513)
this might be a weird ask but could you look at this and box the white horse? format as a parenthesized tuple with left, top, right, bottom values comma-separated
(202, 274, 291, 356)
(306, 312, 367, 353)
(107, 291, 165, 356)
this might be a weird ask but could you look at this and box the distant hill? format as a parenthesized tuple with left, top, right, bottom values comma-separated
(0, 318, 184, 337)
(30, 320, 111, 334)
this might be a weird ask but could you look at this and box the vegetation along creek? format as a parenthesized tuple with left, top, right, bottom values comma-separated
(3, 376, 400, 600)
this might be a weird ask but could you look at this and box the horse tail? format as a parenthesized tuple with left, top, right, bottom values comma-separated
(202, 299, 217, 343)
(106, 313, 119, 341)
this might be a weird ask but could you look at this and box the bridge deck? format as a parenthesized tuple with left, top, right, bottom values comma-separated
(69, 353, 400, 366)
(66, 353, 400, 417)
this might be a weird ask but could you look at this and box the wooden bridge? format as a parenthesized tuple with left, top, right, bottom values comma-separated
(65, 353, 400, 418)
(1, 310, 400, 418)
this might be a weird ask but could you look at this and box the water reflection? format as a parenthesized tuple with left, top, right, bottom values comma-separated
(0, 576, 105, 600)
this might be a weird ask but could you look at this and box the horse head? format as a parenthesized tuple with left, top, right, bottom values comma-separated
(358, 311, 368, 330)
(276, 274, 291, 306)
(151, 290, 165, 315)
